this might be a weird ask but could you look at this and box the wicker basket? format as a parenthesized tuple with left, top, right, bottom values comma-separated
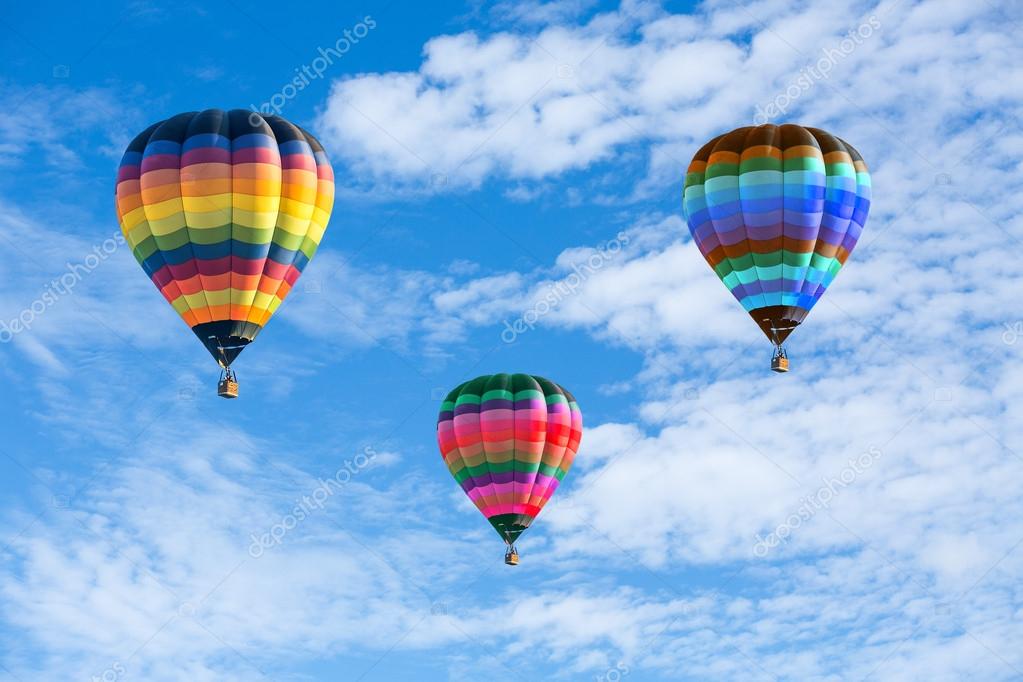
(218, 378, 239, 398)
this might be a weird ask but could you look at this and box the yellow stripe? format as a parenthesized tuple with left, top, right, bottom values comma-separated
(232, 208, 279, 229)
(144, 197, 185, 221)
(183, 288, 232, 307)
(121, 206, 149, 231)
(183, 208, 232, 229)
(249, 291, 276, 311)
(231, 288, 258, 306)
(170, 296, 190, 314)
(182, 193, 232, 213)
(306, 221, 326, 246)
(147, 213, 187, 236)
(232, 194, 281, 212)
(126, 221, 154, 250)
(281, 183, 318, 203)
(276, 211, 313, 235)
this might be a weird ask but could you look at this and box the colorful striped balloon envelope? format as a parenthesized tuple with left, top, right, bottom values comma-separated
(682, 124, 870, 351)
(437, 374, 583, 558)
(115, 109, 334, 369)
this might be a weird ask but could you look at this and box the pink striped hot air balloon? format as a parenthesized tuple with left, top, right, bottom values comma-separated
(437, 373, 583, 565)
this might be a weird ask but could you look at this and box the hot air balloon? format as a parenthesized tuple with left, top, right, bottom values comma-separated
(682, 124, 870, 372)
(115, 109, 334, 397)
(437, 374, 582, 565)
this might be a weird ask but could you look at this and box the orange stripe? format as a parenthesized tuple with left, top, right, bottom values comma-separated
(207, 304, 232, 321)
(116, 179, 141, 199)
(230, 178, 281, 195)
(257, 277, 282, 294)
(188, 306, 213, 324)
(708, 151, 739, 165)
(783, 145, 823, 160)
(282, 169, 317, 186)
(740, 145, 782, 161)
(823, 151, 853, 164)
(140, 167, 180, 188)
(204, 272, 233, 291)
(233, 273, 261, 290)
(180, 178, 232, 196)
(231, 163, 282, 179)
(180, 162, 231, 181)
(116, 193, 143, 214)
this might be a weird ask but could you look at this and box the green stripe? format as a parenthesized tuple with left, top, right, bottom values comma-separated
(705, 162, 739, 179)
(738, 157, 782, 173)
(451, 459, 565, 481)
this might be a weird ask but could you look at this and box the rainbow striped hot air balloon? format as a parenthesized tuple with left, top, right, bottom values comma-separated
(115, 110, 334, 397)
(437, 374, 583, 565)
(682, 124, 871, 372)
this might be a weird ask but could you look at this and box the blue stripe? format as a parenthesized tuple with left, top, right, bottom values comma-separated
(182, 133, 231, 152)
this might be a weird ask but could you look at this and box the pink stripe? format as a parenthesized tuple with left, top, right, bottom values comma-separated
(232, 147, 280, 164)
(281, 153, 315, 171)
(141, 154, 180, 172)
(117, 166, 140, 182)
(232, 256, 265, 276)
(182, 148, 231, 166)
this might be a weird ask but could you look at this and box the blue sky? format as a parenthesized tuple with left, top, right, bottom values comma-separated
(1, 0, 1022, 680)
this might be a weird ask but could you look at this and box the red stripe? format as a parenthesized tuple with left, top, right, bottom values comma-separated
(232, 256, 265, 275)
(149, 259, 301, 290)
(181, 148, 231, 166)
(117, 166, 140, 182)
(281, 153, 316, 171)
(232, 147, 280, 164)
(141, 154, 180, 172)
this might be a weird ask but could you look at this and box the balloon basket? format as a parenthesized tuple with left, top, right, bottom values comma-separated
(504, 547, 519, 566)
(771, 347, 789, 373)
(218, 369, 239, 399)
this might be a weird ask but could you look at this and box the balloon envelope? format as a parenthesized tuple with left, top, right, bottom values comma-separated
(115, 109, 334, 365)
(437, 374, 582, 545)
(682, 124, 870, 343)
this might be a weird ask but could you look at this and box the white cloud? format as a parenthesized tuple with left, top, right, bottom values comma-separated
(0, 82, 139, 168)
(4, 1, 1023, 680)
